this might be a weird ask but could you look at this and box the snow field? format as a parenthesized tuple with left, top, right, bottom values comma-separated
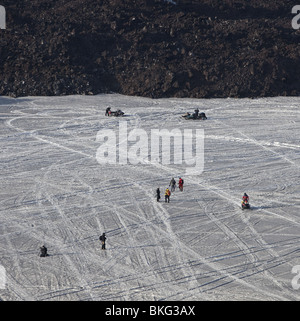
(0, 94, 300, 301)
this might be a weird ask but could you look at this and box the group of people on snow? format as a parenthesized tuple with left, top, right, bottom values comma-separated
(39, 191, 249, 256)
(156, 177, 184, 203)
(39, 104, 249, 258)
(39, 232, 107, 257)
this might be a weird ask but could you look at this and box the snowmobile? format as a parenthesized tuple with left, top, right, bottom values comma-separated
(109, 109, 124, 117)
(181, 112, 207, 120)
(241, 201, 250, 210)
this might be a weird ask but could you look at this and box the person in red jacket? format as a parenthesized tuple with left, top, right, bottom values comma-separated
(242, 193, 249, 203)
(178, 177, 184, 191)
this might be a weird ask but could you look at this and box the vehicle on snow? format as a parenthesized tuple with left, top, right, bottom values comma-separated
(241, 193, 250, 210)
(108, 109, 125, 117)
(241, 201, 250, 210)
(181, 109, 207, 120)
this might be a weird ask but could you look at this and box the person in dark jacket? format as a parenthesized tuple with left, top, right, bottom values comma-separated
(156, 188, 161, 202)
(105, 107, 111, 116)
(169, 178, 176, 192)
(99, 233, 106, 250)
(193, 108, 199, 119)
(40, 245, 49, 257)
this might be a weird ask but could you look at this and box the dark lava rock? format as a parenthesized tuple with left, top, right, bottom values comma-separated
(0, 0, 299, 98)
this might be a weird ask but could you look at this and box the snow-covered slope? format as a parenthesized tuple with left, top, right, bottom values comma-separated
(0, 94, 299, 301)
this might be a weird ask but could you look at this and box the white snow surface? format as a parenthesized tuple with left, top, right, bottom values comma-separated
(0, 94, 300, 301)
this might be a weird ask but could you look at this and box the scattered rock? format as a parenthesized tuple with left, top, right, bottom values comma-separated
(0, 0, 299, 98)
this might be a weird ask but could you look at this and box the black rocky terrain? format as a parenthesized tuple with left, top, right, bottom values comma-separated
(0, 0, 299, 98)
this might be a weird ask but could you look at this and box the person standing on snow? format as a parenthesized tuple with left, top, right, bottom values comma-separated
(178, 177, 184, 191)
(99, 233, 107, 250)
(165, 188, 171, 203)
(156, 188, 161, 202)
(169, 178, 176, 192)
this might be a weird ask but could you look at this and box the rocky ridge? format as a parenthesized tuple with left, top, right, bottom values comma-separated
(0, 0, 299, 98)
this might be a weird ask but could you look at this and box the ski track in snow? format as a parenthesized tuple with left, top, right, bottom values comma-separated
(0, 94, 300, 301)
